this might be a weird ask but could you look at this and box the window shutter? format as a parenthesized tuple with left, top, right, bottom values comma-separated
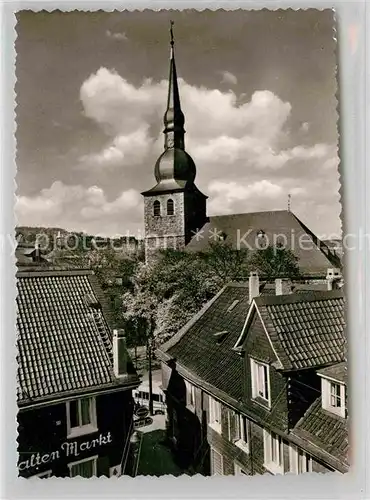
(221, 405, 228, 436)
(211, 448, 223, 475)
(250, 360, 256, 398)
(209, 397, 213, 423)
(185, 381, 190, 406)
(234, 414, 241, 441)
(229, 411, 237, 441)
(263, 429, 270, 465)
(289, 445, 297, 473)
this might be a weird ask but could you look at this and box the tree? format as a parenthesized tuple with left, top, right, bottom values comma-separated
(52, 239, 139, 330)
(249, 243, 300, 280)
(198, 241, 250, 284)
(122, 263, 158, 415)
(121, 242, 251, 345)
(120, 241, 302, 413)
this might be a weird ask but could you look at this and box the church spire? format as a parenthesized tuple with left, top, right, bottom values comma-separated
(163, 21, 185, 150)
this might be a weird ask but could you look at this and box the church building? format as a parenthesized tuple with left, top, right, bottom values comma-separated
(142, 24, 341, 277)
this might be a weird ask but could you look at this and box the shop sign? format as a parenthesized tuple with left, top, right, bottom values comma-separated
(18, 431, 112, 471)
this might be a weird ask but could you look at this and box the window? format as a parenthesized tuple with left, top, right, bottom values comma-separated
(66, 397, 97, 438)
(210, 448, 223, 475)
(167, 199, 174, 215)
(289, 445, 313, 474)
(251, 359, 270, 406)
(153, 200, 161, 217)
(330, 382, 341, 407)
(263, 430, 283, 474)
(185, 381, 196, 408)
(321, 377, 346, 418)
(234, 414, 249, 453)
(69, 456, 98, 478)
(209, 396, 221, 433)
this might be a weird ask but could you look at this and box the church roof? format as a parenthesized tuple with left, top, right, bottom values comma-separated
(186, 210, 340, 276)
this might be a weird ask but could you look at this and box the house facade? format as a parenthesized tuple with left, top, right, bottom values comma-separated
(157, 273, 348, 476)
(16, 268, 140, 478)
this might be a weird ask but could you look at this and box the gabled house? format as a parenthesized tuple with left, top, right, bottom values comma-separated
(157, 275, 348, 476)
(16, 268, 140, 478)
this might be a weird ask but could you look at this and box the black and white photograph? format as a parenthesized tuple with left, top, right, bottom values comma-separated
(15, 9, 347, 479)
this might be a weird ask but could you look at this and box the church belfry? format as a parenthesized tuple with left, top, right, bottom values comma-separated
(141, 21, 208, 264)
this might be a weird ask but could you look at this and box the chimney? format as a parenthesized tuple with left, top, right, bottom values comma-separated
(326, 268, 342, 290)
(275, 278, 292, 296)
(113, 329, 127, 378)
(249, 271, 260, 304)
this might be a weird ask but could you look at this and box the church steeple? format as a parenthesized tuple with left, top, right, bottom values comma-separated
(163, 21, 185, 150)
(141, 22, 208, 264)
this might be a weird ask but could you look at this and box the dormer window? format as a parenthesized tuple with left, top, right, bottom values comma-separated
(321, 376, 346, 418)
(250, 358, 271, 407)
(153, 200, 161, 217)
(167, 199, 174, 216)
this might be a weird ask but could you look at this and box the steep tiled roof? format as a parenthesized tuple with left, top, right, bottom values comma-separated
(254, 290, 345, 370)
(318, 362, 348, 384)
(160, 283, 250, 401)
(186, 210, 340, 276)
(291, 397, 349, 468)
(17, 269, 137, 406)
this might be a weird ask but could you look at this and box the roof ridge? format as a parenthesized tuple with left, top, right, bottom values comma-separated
(255, 289, 343, 306)
(208, 209, 289, 219)
(226, 281, 249, 288)
(16, 269, 94, 278)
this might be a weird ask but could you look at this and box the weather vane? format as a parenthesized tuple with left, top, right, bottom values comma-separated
(170, 20, 174, 46)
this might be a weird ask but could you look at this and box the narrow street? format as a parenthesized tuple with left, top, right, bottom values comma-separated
(134, 415, 184, 477)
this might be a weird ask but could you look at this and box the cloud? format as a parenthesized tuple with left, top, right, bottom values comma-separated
(208, 180, 283, 214)
(15, 181, 143, 237)
(106, 30, 127, 41)
(80, 126, 153, 169)
(220, 70, 238, 86)
(22, 67, 339, 237)
(300, 121, 310, 132)
(80, 68, 165, 136)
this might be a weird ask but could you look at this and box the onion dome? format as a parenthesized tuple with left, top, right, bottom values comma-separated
(143, 21, 197, 193)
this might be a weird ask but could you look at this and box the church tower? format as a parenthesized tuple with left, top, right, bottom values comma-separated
(142, 22, 208, 264)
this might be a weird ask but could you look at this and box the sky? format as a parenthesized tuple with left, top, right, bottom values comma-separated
(15, 10, 341, 239)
